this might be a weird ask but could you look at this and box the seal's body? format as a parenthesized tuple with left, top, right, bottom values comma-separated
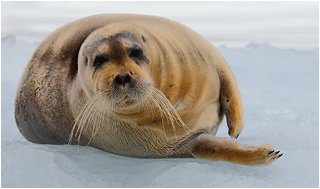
(15, 14, 282, 165)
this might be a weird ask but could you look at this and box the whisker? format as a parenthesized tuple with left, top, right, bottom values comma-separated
(68, 83, 189, 146)
(69, 93, 106, 145)
(146, 86, 190, 137)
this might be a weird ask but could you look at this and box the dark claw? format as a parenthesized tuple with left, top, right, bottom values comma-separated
(235, 133, 239, 139)
(267, 150, 275, 155)
(275, 151, 280, 155)
(277, 154, 283, 159)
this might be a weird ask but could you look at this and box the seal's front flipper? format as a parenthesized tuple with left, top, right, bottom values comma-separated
(215, 56, 244, 138)
(191, 134, 282, 166)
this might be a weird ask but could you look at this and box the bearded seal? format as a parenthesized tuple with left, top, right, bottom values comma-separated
(15, 14, 282, 165)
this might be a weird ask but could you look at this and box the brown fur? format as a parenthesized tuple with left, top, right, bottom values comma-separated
(15, 14, 282, 165)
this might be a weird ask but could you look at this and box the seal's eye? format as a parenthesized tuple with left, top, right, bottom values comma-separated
(93, 54, 109, 69)
(129, 49, 143, 59)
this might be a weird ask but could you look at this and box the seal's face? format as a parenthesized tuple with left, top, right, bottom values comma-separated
(78, 25, 152, 112)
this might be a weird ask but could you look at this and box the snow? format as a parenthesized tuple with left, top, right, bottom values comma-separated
(1, 2, 319, 186)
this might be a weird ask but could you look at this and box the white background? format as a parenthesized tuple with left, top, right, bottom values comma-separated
(2, 1, 319, 50)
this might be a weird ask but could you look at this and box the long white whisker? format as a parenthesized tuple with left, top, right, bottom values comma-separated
(146, 86, 190, 137)
(69, 93, 105, 145)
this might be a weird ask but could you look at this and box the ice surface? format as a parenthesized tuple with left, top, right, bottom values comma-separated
(1, 35, 319, 187)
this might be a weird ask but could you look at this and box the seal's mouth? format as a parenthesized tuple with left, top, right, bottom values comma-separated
(97, 87, 146, 109)
(96, 76, 151, 109)
(115, 95, 137, 107)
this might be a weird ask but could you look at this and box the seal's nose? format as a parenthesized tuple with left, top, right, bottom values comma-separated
(114, 73, 132, 86)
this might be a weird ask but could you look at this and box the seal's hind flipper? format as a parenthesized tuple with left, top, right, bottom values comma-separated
(191, 134, 283, 166)
(215, 55, 244, 138)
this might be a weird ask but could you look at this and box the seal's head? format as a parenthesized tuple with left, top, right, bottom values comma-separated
(73, 23, 190, 140)
(78, 23, 152, 114)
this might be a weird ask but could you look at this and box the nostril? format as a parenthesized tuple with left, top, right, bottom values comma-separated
(124, 74, 131, 84)
(114, 75, 123, 85)
(114, 74, 131, 86)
